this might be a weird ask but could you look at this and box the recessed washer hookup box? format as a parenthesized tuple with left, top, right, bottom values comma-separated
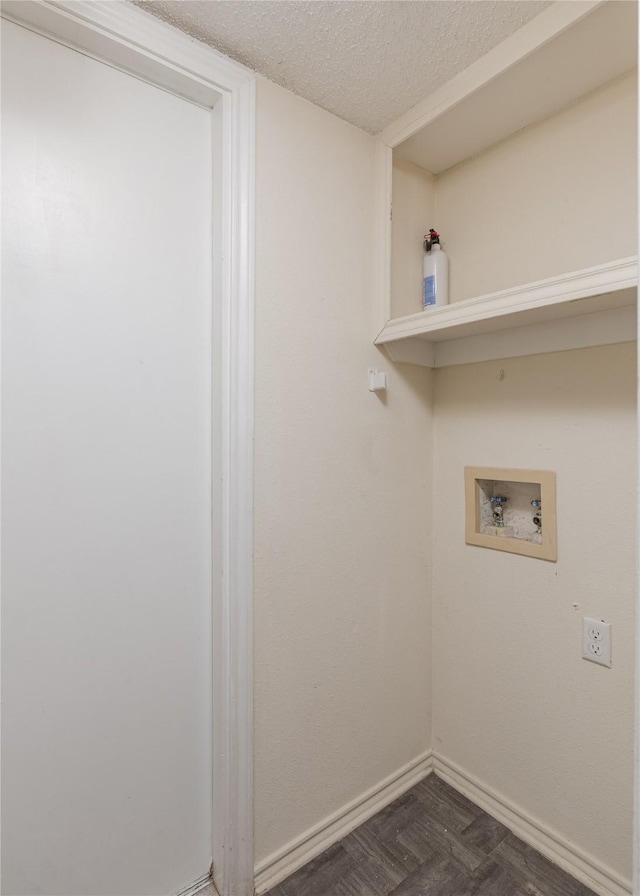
(464, 467, 557, 562)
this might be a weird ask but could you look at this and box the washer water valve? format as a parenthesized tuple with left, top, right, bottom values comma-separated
(531, 499, 542, 534)
(490, 496, 508, 527)
(488, 495, 513, 538)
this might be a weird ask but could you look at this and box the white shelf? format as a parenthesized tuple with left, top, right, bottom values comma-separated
(375, 258, 638, 368)
(382, 1, 637, 175)
(374, 2, 637, 365)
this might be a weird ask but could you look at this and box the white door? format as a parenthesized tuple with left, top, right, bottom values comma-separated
(2, 20, 214, 896)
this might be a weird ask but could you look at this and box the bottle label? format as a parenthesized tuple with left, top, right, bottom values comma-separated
(423, 275, 436, 306)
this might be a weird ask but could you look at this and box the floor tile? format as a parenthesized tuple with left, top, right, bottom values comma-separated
(341, 831, 409, 893)
(350, 819, 426, 878)
(357, 792, 426, 843)
(398, 812, 485, 874)
(387, 854, 464, 896)
(277, 841, 359, 896)
(492, 835, 597, 896)
(465, 859, 528, 895)
(394, 816, 446, 868)
(461, 811, 510, 855)
(412, 776, 483, 832)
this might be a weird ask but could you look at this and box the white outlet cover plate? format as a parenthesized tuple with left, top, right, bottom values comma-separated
(582, 617, 612, 668)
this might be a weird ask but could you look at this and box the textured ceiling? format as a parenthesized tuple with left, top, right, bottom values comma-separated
(134, 0, 553, 134)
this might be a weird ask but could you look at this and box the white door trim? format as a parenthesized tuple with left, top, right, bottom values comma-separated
(0, 4, 256, 895)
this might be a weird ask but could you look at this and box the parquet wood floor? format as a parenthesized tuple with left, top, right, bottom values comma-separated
(264, 775, 599, 896)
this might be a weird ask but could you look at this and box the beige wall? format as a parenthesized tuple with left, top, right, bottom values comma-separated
(253, 77, 433, 866)
(252, 67, 636, 890)
(391, 158, 435, 320)
(432, 343, 636, 883)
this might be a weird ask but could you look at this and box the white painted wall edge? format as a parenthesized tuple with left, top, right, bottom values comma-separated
(213, 69, 256, 896)
(0, 0, 252, 105)
(253, 752, 434, 894)
(635, 302, 640, 892)
(373, 141, 393, 335)
(634, 9, 640, 885)
(433, 754, 632, 896)
(0, 5, 256, 896)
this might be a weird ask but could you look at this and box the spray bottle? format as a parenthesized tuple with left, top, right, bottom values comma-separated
(423, 228, 449, 309)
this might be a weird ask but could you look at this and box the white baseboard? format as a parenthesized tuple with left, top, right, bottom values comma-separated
(433, 753, 632, 896)
(173, 873, 215, 896)
(253, 750, 434, 894)
(253, 749, 630, 896)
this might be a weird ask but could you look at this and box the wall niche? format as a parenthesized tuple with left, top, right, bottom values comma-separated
(465, 467, 557, 561)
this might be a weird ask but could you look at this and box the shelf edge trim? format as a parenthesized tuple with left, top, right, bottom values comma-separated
(375, 256, 638, 345)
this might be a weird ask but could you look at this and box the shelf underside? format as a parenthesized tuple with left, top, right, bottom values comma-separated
(392, 1, 637, 175)
(375, 258, 638, 368)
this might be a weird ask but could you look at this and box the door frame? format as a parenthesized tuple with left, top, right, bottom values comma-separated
(0, 3, 256, 894)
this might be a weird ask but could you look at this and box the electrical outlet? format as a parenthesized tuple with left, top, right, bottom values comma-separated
(582, 617, 611, 668)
